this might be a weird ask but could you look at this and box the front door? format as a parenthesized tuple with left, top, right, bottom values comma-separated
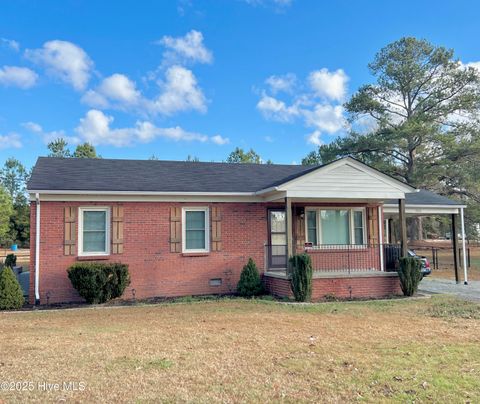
(268, 209, 287, 269)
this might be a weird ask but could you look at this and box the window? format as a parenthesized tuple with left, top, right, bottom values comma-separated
(182, 207, 209, 253)
(305, 208, 366, 246)
(353, 210, 364, 244)
(307, 210, 317, 245)
(79, 207, 110, 256)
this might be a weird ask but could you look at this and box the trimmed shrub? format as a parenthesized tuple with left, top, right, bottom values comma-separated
(397, 257, 423, 296)
(237, 258, 263, 297)
(0, 267, 25, 310)
(289, 254, 313, 302)
(4, 254, 16, 268)
(67, 262, 130, 304)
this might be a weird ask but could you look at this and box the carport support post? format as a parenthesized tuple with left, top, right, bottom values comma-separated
(460, 207, 468, 285)
(451, 213, 460, 284)
(398, 199, 407, 257)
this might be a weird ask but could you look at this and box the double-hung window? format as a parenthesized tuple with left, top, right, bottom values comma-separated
(182, 207, 209, 253)
(305, 208, 366, 246)
(79, 207, 110, 256)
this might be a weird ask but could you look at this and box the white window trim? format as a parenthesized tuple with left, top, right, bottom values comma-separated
(182, 207, 210, 253)
(78, 207, 111, 257)
(305, 207, 366, 247)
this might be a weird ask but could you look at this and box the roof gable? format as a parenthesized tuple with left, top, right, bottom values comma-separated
(275, 158, 415, 199)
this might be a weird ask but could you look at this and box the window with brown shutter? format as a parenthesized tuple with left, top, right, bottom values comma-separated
(112, 205, 124, 254)
(170, 206, 181, 253)
(64, 206, 76, 255)
(211, 206, 222, 251)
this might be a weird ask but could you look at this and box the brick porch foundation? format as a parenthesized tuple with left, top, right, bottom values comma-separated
(263, 271, 402, 301)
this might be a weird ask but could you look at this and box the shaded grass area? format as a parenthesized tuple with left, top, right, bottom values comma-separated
(0, 296, 479, 403)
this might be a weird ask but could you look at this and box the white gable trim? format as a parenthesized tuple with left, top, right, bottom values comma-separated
(274, 158, 416, 194)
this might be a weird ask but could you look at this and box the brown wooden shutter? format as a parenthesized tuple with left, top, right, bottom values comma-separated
(112, 206, 124, 254)
(64, 206, 76, 255)
(170, 207, 182, 253)
(367, 206, 379, 244)
(295, 207, 305, 249)
(211, 206, 222, 251)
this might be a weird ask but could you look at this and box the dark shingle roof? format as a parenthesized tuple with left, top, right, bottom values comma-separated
(27, 157, 315, 193)
(386, 189, 463, 206)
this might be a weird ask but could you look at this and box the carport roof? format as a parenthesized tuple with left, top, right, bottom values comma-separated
(387, 189, 464, 207)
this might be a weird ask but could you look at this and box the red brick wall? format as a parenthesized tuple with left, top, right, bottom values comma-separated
(264, 273, 402, 301)
(29, 200, 390, 304)
(30, 201, 269, 304)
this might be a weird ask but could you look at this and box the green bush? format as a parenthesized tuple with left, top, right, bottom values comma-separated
(0, 267, 25, 310)
(289, 254, 313, 302)
(237, 258, 263, 297)
(4, 253, 16, 268)
(397, 257, 423, 296)
(67, 262, 130, 304)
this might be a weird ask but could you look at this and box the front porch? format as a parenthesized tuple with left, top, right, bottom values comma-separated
(263, 270, 401, 301)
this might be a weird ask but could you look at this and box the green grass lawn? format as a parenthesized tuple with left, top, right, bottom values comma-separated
(1, 296, 479, 403)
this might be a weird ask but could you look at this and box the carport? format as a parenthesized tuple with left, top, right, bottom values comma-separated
(383, 190, 468, 284)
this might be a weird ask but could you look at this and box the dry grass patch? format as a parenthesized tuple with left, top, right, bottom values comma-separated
(0, 296, 479, 403)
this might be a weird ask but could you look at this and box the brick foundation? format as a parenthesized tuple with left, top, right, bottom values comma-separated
(264, 272, 402, 301)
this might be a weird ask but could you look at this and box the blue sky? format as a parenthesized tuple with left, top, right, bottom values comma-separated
(1, 0, 480, 169)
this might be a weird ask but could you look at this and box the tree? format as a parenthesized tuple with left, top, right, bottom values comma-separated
(303, 37, 480, 237)
(0, 158, 29, 205)
(226, 147, 264, 164)
(73, 143, 98, 158)
(48, 138, 71, 158)
(186, 155, 200, 162)
(0, 186, 13, 244)
(47, 138, 99, 158)
(0, 159, 30, 246)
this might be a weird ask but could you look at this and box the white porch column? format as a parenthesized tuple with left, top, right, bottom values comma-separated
(378, 206, 384, 271)
(285, 197, 293, 262)
(460, 207, 468, 285)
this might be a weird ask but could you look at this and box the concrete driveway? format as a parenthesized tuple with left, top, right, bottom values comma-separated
(419, 278, 480, 302)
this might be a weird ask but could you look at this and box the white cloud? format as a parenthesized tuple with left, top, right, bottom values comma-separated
(308, 68, 348, 101)
(22, 121, 42, 133)
(0, 66, 38, 89)
(257, 67, 349, 145)
(303, 104, 345, 133)
(157, 30, 213, 65)
(151, 65, 207, 115)
(0, 38, 20, 51)
(211, 134, 230, 145)
(74, 109, 224, 147)
(462, 61, 480, 71)
(306, 130, 323, 146)
(256, 93, 300, 122)
(25, 40, 93, 91)
(81, 73, 142, 109)
(265, 73, 296, 94)
(22, 121, 78, 145)
(0, 133, 22, 149)
(264, 135, 274, 142)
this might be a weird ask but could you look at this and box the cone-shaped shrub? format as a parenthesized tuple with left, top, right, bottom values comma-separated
(0, 267, 25, 310)
(398, 257, 422, 296)
(289, 253, 313, 302)
(237, 258, 263, 297)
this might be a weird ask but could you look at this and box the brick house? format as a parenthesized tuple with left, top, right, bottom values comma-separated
(27, 156, 419, 304)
